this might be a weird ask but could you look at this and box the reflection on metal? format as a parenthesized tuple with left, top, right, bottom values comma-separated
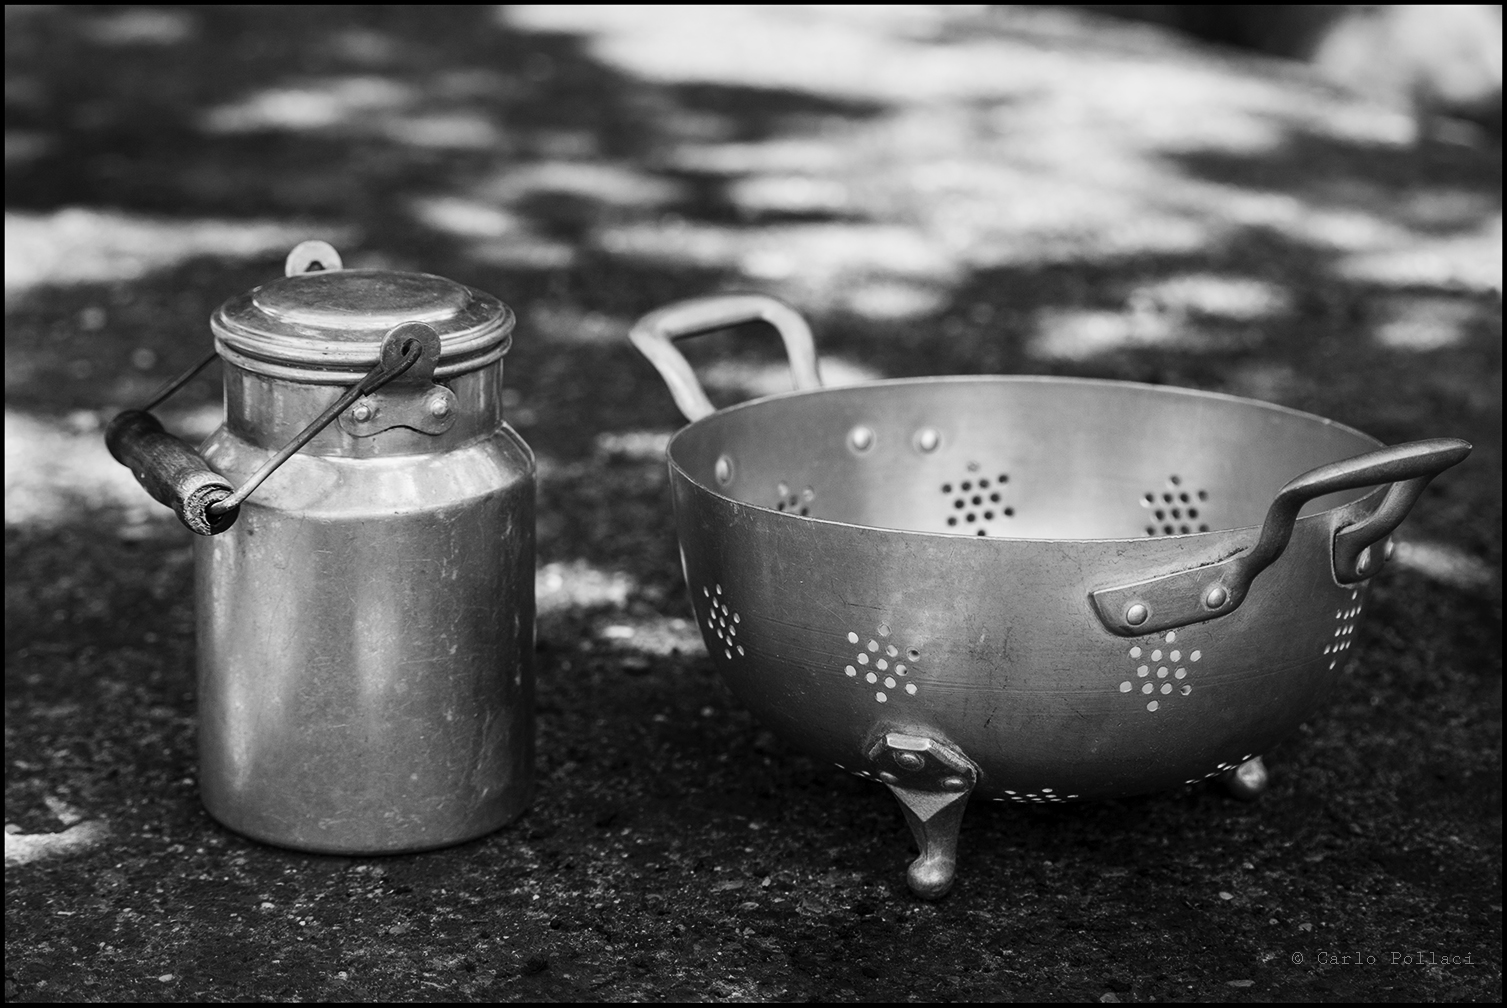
(109, 243, 536, 855)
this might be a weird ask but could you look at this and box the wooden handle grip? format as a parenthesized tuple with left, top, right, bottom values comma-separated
(105, 410, 239, 535)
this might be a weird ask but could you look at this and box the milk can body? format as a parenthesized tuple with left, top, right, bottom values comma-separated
(185, 259, 534, 854)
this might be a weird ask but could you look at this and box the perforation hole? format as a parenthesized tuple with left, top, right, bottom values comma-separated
(1327, 593, 1363, 668)
(1123, 638, 1203, 711)
(700, 586, 745, 662)
(1143, 476, 1211, 535)
(845, 625, 923, 704)
(943, 466, 1014, 534)
(773, 483, 815, 516)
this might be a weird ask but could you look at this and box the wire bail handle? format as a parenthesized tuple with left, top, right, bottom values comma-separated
(106, 324, 431, 535)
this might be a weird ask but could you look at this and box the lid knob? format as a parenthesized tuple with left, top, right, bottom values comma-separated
(284, 240, 344, 277)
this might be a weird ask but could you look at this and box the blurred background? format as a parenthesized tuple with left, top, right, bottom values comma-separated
(5, 6, 1502, 1002)
(7, 5, 1501, 508)
(6, 1, 1501, 627)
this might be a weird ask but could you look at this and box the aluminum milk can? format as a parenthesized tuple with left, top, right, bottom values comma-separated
(106, 242, 535, 854)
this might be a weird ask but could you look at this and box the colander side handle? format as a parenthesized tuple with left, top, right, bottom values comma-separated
(1091, 437, 1472, 636)
(628, 295, 822, 422)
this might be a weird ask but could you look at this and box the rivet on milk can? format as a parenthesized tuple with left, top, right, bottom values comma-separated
(105, 241, 535, 854)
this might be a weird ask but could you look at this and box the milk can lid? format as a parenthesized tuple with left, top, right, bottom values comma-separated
(211, 242, 513, 383)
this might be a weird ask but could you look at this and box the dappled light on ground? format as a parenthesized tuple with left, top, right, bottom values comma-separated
(5, 409, 163, 527)
(4, 6, 1500, 1002)
(500, 2, 1497, 336)
(4, 210, 339, 301)
(4, 818, 109, 868)
(5, 6, 1499, 405)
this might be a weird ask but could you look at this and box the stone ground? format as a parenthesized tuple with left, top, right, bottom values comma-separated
(4, 5, 1501, 1002)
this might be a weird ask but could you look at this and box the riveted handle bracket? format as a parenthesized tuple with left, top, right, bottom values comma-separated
(337, 323, 456, 437)
(1090, 438, 1471, 636)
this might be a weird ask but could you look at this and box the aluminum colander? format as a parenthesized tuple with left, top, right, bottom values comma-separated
(630, 294, 1470, 898)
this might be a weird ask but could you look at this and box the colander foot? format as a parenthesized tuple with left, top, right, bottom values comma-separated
(866, 732, 979, 900)
(892, 786, 970, 900)
(1220, 756, 1269, 800)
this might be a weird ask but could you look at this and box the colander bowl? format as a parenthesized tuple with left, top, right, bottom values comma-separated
(631, 294, 1471, 898)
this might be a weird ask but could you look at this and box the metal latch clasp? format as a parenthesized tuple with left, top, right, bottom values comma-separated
(338, 322, 457, 437)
